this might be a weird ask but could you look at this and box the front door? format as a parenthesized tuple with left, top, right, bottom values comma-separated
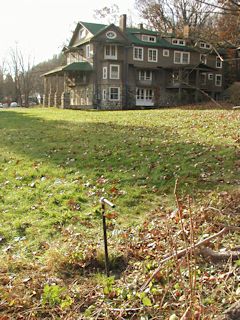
(136, 88, 154, 106)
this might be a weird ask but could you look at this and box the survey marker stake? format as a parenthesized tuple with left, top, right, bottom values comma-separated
(100, 197, 115, 277)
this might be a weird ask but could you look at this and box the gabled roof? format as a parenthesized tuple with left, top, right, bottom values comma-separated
(68, 21, 198, 51)
(80, 22, 107, 35)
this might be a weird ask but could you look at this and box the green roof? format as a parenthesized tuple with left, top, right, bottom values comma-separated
(43, 62, 93, 76)
(79, 22, 195, 51)
(63, 62, 93, 71)
(80, 22, 107, 35)
(127, 27, 159, 35)
(126, 31, 195, 51)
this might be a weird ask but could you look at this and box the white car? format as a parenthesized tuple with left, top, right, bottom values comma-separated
(10, 102, 19, 107)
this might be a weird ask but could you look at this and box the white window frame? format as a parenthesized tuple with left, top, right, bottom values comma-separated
(172, 38, 186, 46)
(199, 42, 212, 49)
(142, 35, 156, 43)
(110, 64, 120, 79)
(216, 57, 222, 68)
(103, 67, 108, 79)
(174, 51, 190, 64)
(136, 88, 154, 105)
(109, 87, 120, 101)
(138, 70, 152, 81)
(104, 45, 117, 59)
(102, 89, 107, 100)
(163, 49, 169, 57)
(215, 74, 222, 86)
(133, 47, 144, 61)
(148, 48, 158, 62)
(208, 73, 213, 80)
(200, 54, 207, 64)
(79, 28, 86, 39)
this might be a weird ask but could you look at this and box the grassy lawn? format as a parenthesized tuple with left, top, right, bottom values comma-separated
(0, 106, 239, 318)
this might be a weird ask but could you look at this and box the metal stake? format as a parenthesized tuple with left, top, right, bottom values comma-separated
(100, 197, 115, 277)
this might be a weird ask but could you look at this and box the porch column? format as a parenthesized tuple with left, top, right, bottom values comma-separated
(54, 75, 62, 107)
(178, 69, 183, 103)
(61, 92, 70, 109)
(195, 69, 200, 103)
(48, 77, 55, 107)
(43, 77, 49, 107)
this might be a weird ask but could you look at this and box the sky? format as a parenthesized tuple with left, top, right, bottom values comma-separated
(0, 0, 140, 66)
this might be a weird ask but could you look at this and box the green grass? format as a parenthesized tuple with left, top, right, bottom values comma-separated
(0, 106, 239, 318)
(0, 107, 239, 248)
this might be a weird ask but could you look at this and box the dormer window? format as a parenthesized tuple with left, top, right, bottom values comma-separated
(142, 35, 156, 43)
(172, 39, 186, 46)
(199, 42, 212, 49)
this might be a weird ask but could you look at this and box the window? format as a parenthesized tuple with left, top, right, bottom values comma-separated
(136, 88, 153, 100)
(79, 28, 86, 39)
(199, 42, 211, 49)
(182, 52, 190, 64)
(142, 35, 156, 42)
(216, 57, 222, 68)
(208, 73, 213, 80)
(148, 49, 158, 62)
(215, 74, 222, 86)
(139, 70, 152, 81)
(163, 49, 169, 57)
(200, 54, 207, 64)
(172, 38, 186, 46)
(200, 73, 207, 85)
(172, 71, 180, 84)
(110, 64, 120, 79)
(174, 52, 181, 64)
(103, 67, 107, 79)
(145, 89, 153, 100)
(104, 45, 117, 59)
(106, 31, 116, 39)
(133, 47, 144, 61)
(86, 45, 90, 58)
(136, 88, 144, 100)
(109, 87, 120, 100)
(102, 89, 107, 100)
(174, 51, 190, 64)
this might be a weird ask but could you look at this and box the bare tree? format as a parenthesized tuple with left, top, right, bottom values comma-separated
(8, 46, 34, 107)
(94, 4, 120, 24)
(135, 0, 216, 36)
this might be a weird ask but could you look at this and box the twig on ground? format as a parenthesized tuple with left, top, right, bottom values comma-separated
(140, 227, 228, 291)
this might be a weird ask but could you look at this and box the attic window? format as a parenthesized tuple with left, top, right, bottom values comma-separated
(106, 31, 117, 39)
(79, 28, 86, 39)
(199, 42, 211, 49)
(172, 38, 185, 46)
(142, 35, 156, 42)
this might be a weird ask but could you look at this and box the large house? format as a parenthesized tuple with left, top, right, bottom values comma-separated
(43, 14, 228, 110)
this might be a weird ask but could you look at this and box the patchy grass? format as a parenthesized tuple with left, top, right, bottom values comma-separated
(0, 106, 239, 318)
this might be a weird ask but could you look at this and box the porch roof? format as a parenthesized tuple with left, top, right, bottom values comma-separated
(164, 63, 217, 71)
(42, 62, 93, 76)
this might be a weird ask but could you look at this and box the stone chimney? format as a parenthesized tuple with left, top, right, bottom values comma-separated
(119, 14, 127, 32)
(138, 23, 143, 30)
(183, 25, 190, 39)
